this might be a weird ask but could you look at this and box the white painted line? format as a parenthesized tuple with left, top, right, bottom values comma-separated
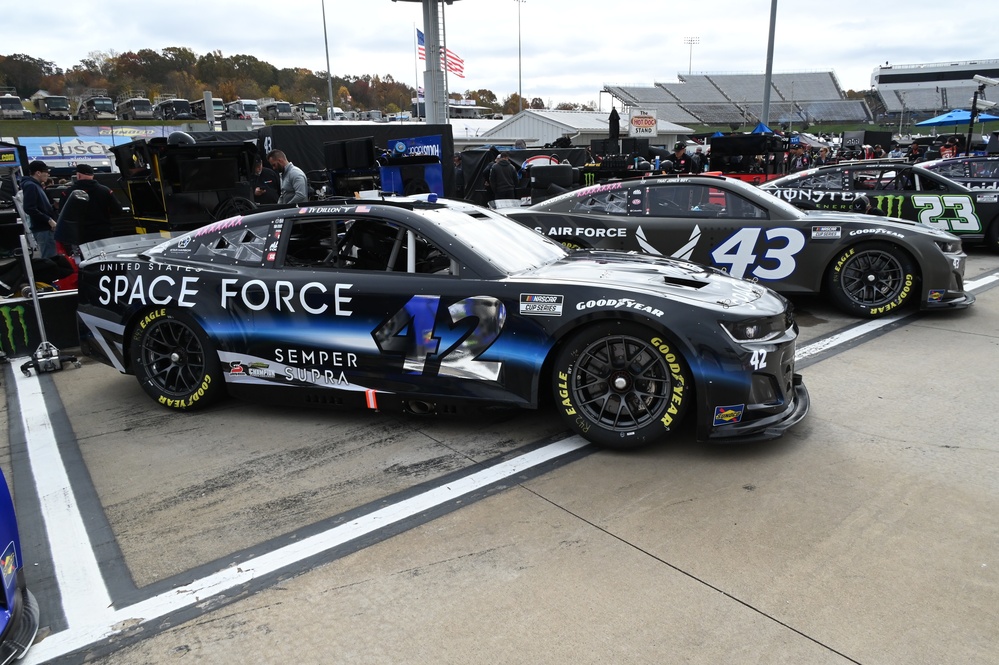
(15, 371, 114, 630)
(19, 407, 587, 664)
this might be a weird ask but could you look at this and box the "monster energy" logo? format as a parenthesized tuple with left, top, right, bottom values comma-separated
(583, 172, 596, 186)
(0, 305, 28, 353)
(873, 194, 905, 217)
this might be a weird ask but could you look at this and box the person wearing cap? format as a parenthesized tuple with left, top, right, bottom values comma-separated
(58, 163, 120, 245)
(665, 142, 694, 174)
(17, 160, 58, 258)
(788, 144, 811, 173)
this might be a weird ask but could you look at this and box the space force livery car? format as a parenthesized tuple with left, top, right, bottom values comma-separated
(504, 175, 972, 318)
(761, 160, 999, 250)
(76, 197, 808, 449)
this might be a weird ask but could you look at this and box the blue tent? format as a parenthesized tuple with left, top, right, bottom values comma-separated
(711, 131, 724, 137)
(916, 109, 999, 127)
(751, 122, 774, 134)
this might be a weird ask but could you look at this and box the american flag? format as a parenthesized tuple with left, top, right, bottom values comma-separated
(417, 29, 465, 78)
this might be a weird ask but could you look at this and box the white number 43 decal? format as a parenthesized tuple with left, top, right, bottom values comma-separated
(710, 227, 806, 281)
(912, 195, 982, 232)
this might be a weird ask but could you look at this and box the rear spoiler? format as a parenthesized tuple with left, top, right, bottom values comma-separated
(78, 233, 169, 262)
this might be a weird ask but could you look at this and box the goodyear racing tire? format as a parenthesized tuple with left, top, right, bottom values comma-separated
(825, 241, 917, 318)
(131, 309, 225, 410)
(552, 321, 691, 449)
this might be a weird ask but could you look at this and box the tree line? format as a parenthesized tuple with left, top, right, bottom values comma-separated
(0, 50, 596, 115)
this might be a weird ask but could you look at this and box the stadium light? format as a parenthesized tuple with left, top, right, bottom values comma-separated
(684, 36, 699, 76)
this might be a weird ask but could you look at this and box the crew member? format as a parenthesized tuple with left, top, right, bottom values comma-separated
(18, 160, 58, 258)
(59, 163, 119, 245)
(252, 156, 280, 204)
(266, 149, 309, 205)
(666, 142, 694, 173)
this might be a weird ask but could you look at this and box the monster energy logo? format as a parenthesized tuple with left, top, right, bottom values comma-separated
(0, 305, 28, 353)
(873, 195, 905, 217)
(583, 172, 596, 186)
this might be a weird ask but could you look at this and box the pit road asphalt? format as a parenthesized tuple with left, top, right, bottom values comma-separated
(3, 249, 999, 665)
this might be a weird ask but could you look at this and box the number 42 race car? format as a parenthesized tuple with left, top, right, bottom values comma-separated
(76, 196, 808, 449)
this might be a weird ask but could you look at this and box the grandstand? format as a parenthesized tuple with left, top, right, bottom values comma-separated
(605, 71, 870, 126)
(872, 61, 999, 115)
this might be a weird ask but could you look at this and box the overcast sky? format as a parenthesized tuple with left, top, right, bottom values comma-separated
(4, 1, 993, 107)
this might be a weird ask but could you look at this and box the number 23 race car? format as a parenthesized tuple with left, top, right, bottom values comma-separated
(76, 197, 808, 449)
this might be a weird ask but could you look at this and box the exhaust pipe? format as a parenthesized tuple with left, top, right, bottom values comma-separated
(405, 400, 435, 415)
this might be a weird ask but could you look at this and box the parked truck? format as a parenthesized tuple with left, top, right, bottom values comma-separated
(0, 88, 26, 120)
(292, 101, 321, 121)
(75, 89, 116, 120)
(32, 93, 72, 119)
(258, 98, 293, 121)
(116, 91, 154, 120)
(190, 97, 225, 122)
(152, 94, 194, 120)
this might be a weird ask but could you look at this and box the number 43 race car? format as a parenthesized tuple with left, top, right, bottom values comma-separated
(504, 174, 973, 319)
(76, 196, 808, 449)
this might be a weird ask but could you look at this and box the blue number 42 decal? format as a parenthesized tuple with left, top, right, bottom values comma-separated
(372, 295, 507, 381)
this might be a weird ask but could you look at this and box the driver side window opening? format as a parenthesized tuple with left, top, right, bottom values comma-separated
(283, 217, 457, 275)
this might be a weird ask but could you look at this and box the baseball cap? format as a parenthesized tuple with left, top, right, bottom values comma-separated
(28, 160, 49, 174)
(75, 163, 95, 175)
(673, 142, 686, 151)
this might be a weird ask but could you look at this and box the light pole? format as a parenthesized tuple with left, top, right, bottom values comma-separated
(516, 0, 525, 113)
(684, 36, 699, 76)
(321, 0, 335, 120)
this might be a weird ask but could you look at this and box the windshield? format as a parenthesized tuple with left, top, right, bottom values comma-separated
(275, 102, 291, 113)
(301, 103, 317, 113)
(131, 99, 152, 111)
(212, 100, 224, 113)
(173, 100, 191, 114)
(242, 100, 258, 112)
(47, 97, 69, 110)
(0, 98, 22, 110)
(422, 206, 567, 274)
(94, 98, 114, 112)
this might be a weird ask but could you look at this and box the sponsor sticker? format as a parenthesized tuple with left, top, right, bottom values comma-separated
(976, 194, 998, 203)
(520, 293, 564, 315)
(713, 404, 745, 426)
(0, 542, 15, 589)
(811, 225, 841, 239)
(927, 290, 945, 302)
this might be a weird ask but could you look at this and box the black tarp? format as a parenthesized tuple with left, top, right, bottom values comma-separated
(258, 124, 455, 196)
(457, 148, 590, 205)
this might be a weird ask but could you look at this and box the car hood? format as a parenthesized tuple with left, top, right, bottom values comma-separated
(518, 250, 782, 312)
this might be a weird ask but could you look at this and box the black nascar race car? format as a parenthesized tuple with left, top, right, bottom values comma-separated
(503, 175, 973, 319)
(918, 155, 999, 191)
(761, 160, 999, 250)
(76, 197, 808, 449)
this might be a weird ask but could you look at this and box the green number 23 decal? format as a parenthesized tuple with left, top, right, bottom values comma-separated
(912, 195, 982, 232)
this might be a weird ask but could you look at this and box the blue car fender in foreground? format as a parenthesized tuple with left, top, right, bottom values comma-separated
(0, 466, 38, 663)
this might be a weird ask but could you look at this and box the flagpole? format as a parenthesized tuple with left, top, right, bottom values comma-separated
(442, 1, 450, 121)
(414, 23, 420, 119)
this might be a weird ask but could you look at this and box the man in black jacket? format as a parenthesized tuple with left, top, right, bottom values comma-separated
(488, 152, 519, 201)
(17, 160, 58, 258)
(58, 163, 119, 245)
